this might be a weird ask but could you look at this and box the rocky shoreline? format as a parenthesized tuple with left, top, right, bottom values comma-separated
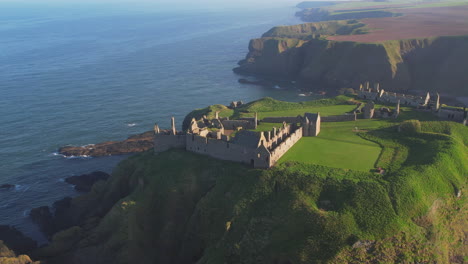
(58, 131, 154, 157)
(0, 170, 115, 264)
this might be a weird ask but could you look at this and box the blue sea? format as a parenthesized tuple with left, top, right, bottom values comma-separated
(0, 2, 312, 242)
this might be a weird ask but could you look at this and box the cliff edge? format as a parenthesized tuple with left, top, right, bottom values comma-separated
(235, 29, 468, 96)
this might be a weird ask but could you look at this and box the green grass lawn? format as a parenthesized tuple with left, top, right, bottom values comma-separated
(251, 122, 285, 132)
(279, 120, 385, 171)
(241, 105, 356, 119)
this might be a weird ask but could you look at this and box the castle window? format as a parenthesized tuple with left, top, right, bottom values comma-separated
(227, 143, 230, 148)
(197, 147, 200, 151)
(257, 153, 261, 158)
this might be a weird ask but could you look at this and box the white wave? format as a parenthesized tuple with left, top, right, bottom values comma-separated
(81, 144, 95, 148)
(15, 184, 30, 192)
(66, 155, 92, 159)
(127, 123, 137, 127)
(298, 94, 306, 97)
(50, 152, 66, 158)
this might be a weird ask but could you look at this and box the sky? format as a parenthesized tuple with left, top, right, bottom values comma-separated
(0, 0, 302, 8)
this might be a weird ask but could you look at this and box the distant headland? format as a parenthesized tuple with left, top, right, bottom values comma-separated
(235, 1, 468, 98)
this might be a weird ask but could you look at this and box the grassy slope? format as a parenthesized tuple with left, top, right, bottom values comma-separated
(69, 119, 465, 263)
(37, 95, 466, 263)
(183, 96, 356, 130)
(262, 20, 367, 40)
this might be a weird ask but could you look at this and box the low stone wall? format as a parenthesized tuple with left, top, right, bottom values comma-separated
(321, 114, 356, 122)
(438, 108, 466, 122)
(261, 117, 302, 123)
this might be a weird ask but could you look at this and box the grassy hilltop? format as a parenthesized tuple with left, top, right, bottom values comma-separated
(34, 96, 467, 263)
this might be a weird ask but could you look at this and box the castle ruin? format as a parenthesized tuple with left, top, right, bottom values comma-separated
(357, 81, 467, 123)
(154, 112, 320, 169)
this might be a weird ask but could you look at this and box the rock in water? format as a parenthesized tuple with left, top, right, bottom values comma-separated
(0, 184, 15, 190)
(65, 171, 110, 192)
(0, 225, 37, 255)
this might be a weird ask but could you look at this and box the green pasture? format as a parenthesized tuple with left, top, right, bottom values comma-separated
(279, 120, 385, 171)
(252, 122, 285, 132)
(241, 105, 356, 119)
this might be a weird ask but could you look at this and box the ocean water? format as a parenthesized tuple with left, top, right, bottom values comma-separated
(0, 3, 311, 242)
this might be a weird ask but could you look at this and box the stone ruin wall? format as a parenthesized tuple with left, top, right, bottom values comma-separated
(262, 117, 302, 123)
(438, 108, 467, 122)
(270, 127, 303, 164)
(185, 134, 271, 168)
(358, 89, 427, 108)
(321, 114, 356, 122)
(378, 92, 424, 107)
(263, 124, 292, 150)
(221, 120, 256, 130)
(154, 134, 186, 153)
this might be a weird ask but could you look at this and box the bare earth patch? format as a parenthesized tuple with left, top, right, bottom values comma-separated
(328, 6, 468, 42)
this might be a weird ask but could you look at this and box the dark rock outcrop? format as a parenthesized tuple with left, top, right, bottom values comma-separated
(65, 171, 110, 192)
(0, 184, 14, 190)
(29, 207, 54, 238)
(0, 240, 40, 264)
(0, 225, 37, 255)
(58, 131, 154, 157)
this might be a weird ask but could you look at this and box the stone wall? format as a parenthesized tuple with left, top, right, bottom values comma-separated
(154, 134, 186, 153)
(438, 108, 467, 122)
(358, 90, 426, 107)
(185, 134, 272, 168)
(378, 92, 425, 107)
(221, 120, 256, 130)
(321, 113, 356, 122)
(261, 117, 302, 123)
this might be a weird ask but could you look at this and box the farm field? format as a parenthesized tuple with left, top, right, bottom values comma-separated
(279, 119, 384, 171)
(328, 5, 468, 42)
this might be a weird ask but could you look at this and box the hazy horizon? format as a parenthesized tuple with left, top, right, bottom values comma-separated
(0, 0, 305, 11)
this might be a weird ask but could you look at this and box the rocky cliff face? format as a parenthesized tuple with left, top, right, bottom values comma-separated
(235, 33, 468, 96)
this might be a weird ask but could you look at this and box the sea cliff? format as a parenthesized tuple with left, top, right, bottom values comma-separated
(235, 24, 468, 96)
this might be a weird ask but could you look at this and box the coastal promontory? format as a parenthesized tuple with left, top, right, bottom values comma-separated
(235, 3, 468, 97)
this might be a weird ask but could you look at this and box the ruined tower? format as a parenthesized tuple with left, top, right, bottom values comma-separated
(254, 112, 258, 129)
(171, 117, 176, 135)
(154, 123, 160, 134)
(393, 100, 400, 119)
(363, 101, 375, 119)
(435, 93, 440, 111)
(302, 116, 310, 137)
(424, 92, 431, 106)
